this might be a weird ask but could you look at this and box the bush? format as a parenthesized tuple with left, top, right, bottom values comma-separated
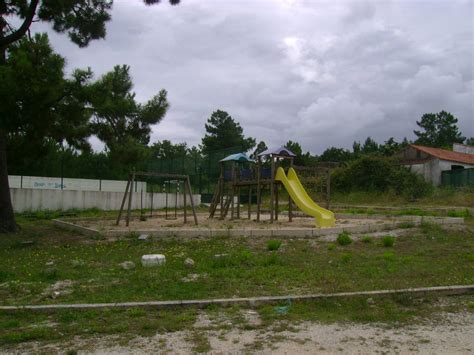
(361, 235, 373, 243)
(382, 236, 395, 247)
(332, 155, 433, 200)
(337, 232, 352, 246)
(267, 240, 282, 251)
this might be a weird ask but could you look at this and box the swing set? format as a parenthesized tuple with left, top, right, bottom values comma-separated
(116, 171, 198, 227)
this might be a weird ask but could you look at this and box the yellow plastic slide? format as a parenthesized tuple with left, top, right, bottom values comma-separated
(275, 167, 336, 227)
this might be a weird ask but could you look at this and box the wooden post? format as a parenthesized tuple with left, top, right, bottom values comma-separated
(289, 158, 293, 222)
(116, 176, 131, 225)
(230, 162, 235, 220)
(237, 186, 240, 219)
(326, 168, 331, 210)
(220, 163, 224, 220)
(275, 183, 279, 221)
(183, 178, 187, 224)
(126, 171, 135, 227)
(150, 184, 153, 217)
(256, 157, 261, 222)
(186, 176, 199, 225)
(270, 156, 275, 223)
(248, 186, 252, 219)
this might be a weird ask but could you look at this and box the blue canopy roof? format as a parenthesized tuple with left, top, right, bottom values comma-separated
(220, 153, 255, 163)
(258, 146, 296, 157)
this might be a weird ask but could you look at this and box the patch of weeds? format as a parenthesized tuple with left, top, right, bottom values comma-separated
(0, 270, 12, 282)
(398, 222, 415, 229)
(382, 251, 395, 262)
(327, 243, 336, 251)
(38, 267, 59, 281)
(126, 308, 146, 317)
(465, 254, 474, 262)
(0, 327, 58, 345)
(447, 209, 470, 218)
(361, 235, 373, 243)
(340, 253, 352, 263)
(89, 234, 106, 241)
(58, 311, 79, 323)
(187, 331, 211, 353)
(381, 236, 395, 247)
(124, 232, 140, 239)
(263, 253, 281, 266)
(267, 240, 282, 251)
(337, 232, 352, 246)
(420, 222, 445, 238)
(0, 319, 20, 329)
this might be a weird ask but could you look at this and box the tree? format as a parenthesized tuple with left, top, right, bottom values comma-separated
(380, 137, 401, 156)
(319, 147, 353, 163)
(465, 138, 474, 146)
(284, 140, 315, 166)
(150, 140, 188, 160)
(414, 111, 465, 148)
(0, 0, 179, 232)
(89, 64, 169, 168)
(0, 34, 91, 232)
(361, 136, 379, 154)
(201, 110, 256, 154)
(251, 141, 268, 159)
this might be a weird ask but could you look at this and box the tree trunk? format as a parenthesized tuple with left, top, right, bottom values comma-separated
(0, 130, 16, 233)
(0, 5, 17, 232)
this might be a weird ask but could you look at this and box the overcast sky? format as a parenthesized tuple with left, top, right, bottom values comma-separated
(28, 0, 473, 154)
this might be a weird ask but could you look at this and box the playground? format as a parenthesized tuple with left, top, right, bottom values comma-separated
(52, 146, 466, 239)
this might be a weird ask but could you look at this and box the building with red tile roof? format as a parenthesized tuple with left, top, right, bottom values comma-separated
(396, 144, 474, 186)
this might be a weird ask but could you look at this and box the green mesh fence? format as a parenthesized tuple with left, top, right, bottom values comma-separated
(441, 168, 474, 187)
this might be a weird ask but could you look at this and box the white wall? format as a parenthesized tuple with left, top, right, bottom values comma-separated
(453, 144, 474, 154)
(8, 175, 146, 193)
(10, 188, 201, 213)
(407, 159, 474, 186)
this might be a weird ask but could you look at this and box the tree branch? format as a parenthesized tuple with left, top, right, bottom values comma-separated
(0, 0, 40, 48)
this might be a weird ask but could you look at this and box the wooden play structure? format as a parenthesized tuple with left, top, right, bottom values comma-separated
(208, 147, 336, 226)
(116, 171, 198, 226)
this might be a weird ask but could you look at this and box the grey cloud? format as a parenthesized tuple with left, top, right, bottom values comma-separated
(26, 0, 473, 154)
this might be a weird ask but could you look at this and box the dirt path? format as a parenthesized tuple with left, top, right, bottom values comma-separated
(7, 311, 473, 354)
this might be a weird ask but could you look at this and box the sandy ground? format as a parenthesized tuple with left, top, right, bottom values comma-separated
(77, 212, 390, 231)
(6, 310, 473, 354)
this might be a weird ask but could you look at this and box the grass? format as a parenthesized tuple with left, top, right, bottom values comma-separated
(267, 240, 282, 251)
(331, 187, 474, 207)
(0, 295, 472, 347)
(0, 217, 473, 348)
(381, 236, 395, 247)
(0, 219, 473, 307)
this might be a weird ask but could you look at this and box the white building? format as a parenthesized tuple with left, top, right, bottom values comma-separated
(397, 144, 474, 186)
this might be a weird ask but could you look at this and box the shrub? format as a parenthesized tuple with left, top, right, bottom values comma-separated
(267, 240, 282, 251)
(327, 243, 336, 251)
(361, 235, 373, 243)
(337, 232, 352, 246)
(332, 155, 433, 200)
(382, 236, 395, 247)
